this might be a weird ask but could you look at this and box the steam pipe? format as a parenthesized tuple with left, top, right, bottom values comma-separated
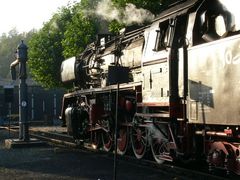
(10, 59, 19, 80)
(10, 59, 19, 67)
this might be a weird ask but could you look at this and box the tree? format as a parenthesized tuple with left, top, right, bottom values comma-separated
(62, 0, 109, 58)
(28, 0, 100, 88)
(28, 6, 72, 88)
(62, 2, 98, 58)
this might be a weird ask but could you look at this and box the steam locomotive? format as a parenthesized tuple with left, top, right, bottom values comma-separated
(60, 0, 240, 175)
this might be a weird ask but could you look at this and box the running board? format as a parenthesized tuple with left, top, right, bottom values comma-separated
(135, 113, 170, 118)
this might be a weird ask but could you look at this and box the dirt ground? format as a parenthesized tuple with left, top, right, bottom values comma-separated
(0, 127, 178, 180)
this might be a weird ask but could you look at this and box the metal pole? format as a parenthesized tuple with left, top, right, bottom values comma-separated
(113, 83, 119, 180)
(18, 40, 29, 141)
(10, 41, 29, 141)
(19, 81, 23, 140)
(8, 103, 11, 138)
(31, 94, 34, 120)
(53, 94, 57, 125)
(19, 77, 29, 141)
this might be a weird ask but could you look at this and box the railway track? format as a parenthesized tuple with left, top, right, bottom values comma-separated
(0, 125, 236, 180)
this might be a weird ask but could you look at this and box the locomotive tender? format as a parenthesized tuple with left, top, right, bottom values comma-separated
(60, 0, 240, 175)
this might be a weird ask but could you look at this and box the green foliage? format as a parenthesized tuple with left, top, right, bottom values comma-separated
(108, 20, 124, 34)
(28, 7, 72, 88)
(28, 1, 100, 88)
(62, 3, 97, 58)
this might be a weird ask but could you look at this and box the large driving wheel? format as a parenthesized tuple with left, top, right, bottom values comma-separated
(130, 125, 147, 159)
(117, 125, 129, 155)
(101, 115, 113, 152)
(102, 131, 113, 152)
(91, 130, 100, 149)
(151, 135, 169, 164)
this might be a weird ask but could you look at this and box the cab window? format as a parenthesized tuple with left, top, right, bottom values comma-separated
(193, 0, 240, 45)
(153, 20, 171, 51)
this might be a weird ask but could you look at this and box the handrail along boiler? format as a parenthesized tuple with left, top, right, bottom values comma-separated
(60, 0, 240, 175)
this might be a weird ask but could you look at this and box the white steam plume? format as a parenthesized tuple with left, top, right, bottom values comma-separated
(95, 0, 155, 25)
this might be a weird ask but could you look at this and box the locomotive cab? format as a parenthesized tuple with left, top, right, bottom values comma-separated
(185, 0, 240, 174)
(187, 0, 240, 126)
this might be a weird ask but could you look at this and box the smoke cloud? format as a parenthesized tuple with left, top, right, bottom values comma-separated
(95, 0, 155, 25)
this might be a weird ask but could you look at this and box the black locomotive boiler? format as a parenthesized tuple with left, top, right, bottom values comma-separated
(60, 0, 240, 175)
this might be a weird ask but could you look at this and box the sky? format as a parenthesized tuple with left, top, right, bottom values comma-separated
(0, 0, 77, 35)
